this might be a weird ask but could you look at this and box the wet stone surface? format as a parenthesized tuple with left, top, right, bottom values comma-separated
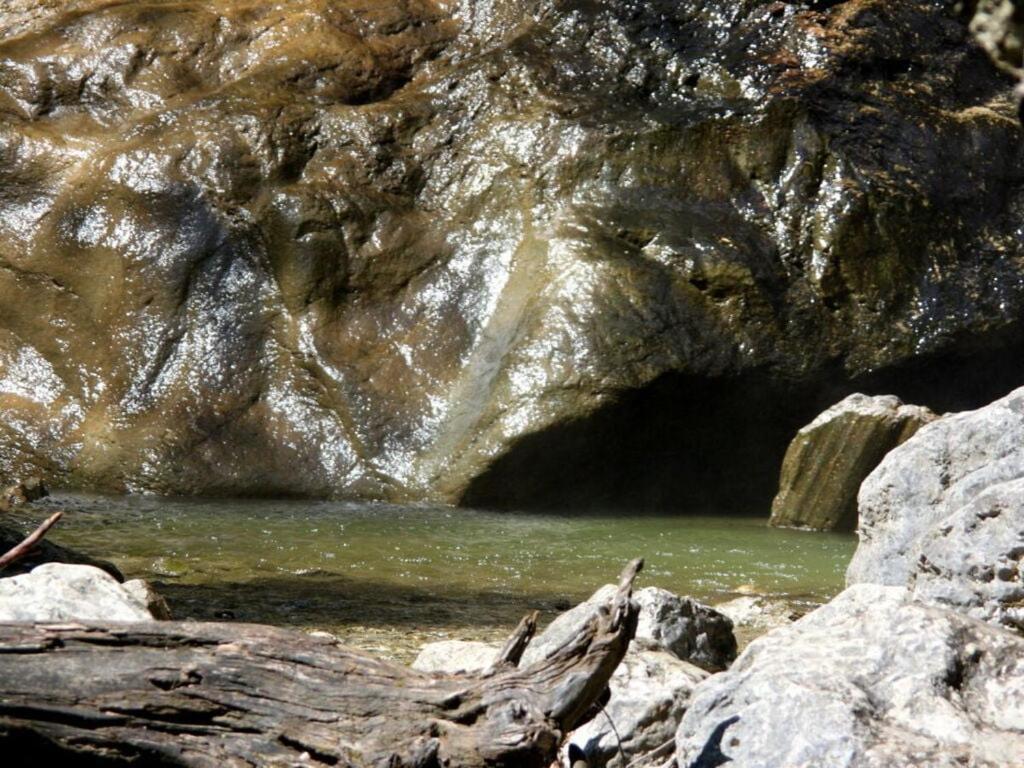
(0, 2, 1021, 502)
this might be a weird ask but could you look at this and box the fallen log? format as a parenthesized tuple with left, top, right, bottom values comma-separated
(0, 559, 644, 767)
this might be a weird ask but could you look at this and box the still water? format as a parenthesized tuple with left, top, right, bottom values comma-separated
(16, 493, 856, 661)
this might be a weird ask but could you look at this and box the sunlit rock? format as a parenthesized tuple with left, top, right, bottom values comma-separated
(0, 1, 1021, 501)
(713, 595, 799, 637)
(848, 386, 1024, 588)
(566, 649, 707, 768)
(0, 563, 165, 622)
(412, 640, 499, 674)
(848, 387, 1024, 633)
(676, 584, 1024, 767)
(769, 393, 936, 531)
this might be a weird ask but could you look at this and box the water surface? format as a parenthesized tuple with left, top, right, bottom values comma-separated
(15, 494, 856, 661)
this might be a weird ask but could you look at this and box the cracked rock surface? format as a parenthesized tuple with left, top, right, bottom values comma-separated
(0, 1, 1022, 500)
(676, 583, 1024, 767)
(847, 386, 1024, 634)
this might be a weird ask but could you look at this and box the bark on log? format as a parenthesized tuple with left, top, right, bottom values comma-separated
(0, 559, 644, 767)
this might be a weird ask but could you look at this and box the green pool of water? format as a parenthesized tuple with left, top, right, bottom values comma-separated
(13, 493, 856, 661)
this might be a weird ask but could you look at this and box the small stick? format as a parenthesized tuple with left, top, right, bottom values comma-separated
(0, 511, 63, 571)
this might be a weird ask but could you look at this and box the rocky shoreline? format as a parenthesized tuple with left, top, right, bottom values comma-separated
(1, 0, 1023, 764)
(2, 384, 1024, 765)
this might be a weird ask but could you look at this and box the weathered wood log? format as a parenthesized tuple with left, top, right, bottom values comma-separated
(0, 559, 644, 767)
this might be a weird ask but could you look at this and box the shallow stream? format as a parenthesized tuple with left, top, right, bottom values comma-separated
(13, 493, 856, 661)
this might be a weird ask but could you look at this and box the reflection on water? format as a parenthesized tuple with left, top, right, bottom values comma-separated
(13, 493, 856, 661)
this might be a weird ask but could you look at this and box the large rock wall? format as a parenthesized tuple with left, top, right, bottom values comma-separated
(0, 1, 1022, 501)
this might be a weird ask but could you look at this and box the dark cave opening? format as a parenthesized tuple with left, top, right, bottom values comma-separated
(460, 326, 1024, 515)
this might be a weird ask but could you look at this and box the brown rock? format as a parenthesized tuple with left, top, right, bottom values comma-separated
(769, 394, 936, 531)
(0, 2, 1020, 503)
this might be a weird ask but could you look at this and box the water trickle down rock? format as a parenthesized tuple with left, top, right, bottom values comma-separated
(0, 1, 1021, 501)
(769, 393, 936, 531)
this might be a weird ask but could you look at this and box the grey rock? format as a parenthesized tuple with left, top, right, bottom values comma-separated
(908, 477, 1024, 633)
(522, 585, 736, 672)
(411, 640, 499, 674)
(848, 386, 1024, 588)
(676, 584, 1024, 768)
(568, 649, 707, 768)
(713, 595, 797, 635)
(122, 578, 173, 620)
(770, 394, 936, 531)
(0, 563, 165, 622)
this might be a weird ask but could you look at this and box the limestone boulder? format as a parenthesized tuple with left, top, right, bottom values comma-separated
(0, 563, 167, 622)
(903, 477, 1024, 633)
(847, 385, 1024, 588)
(769, 394, 936, 531)
(676, 584, 1024, 767)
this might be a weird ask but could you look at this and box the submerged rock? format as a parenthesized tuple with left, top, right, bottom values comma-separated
(0, 2, 1021, 502)
(769, 394, 936, 531)
(0, 563, 166, 621)
(522, 585, 736, 672)
(847, 386, 1024, 590)
(676, 584, 1024, 767)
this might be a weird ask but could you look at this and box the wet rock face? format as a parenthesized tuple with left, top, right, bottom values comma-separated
(0, 1, 1022, 501)
(769, 393, 936, 531)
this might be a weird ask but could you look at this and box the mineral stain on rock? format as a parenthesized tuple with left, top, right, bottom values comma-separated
(769, 393, 935, 531)
(0, 1, 1022, 505)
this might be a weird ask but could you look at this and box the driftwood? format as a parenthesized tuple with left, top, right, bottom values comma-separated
(0, 559, 644, 767)
(0, 510, 62, 571)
